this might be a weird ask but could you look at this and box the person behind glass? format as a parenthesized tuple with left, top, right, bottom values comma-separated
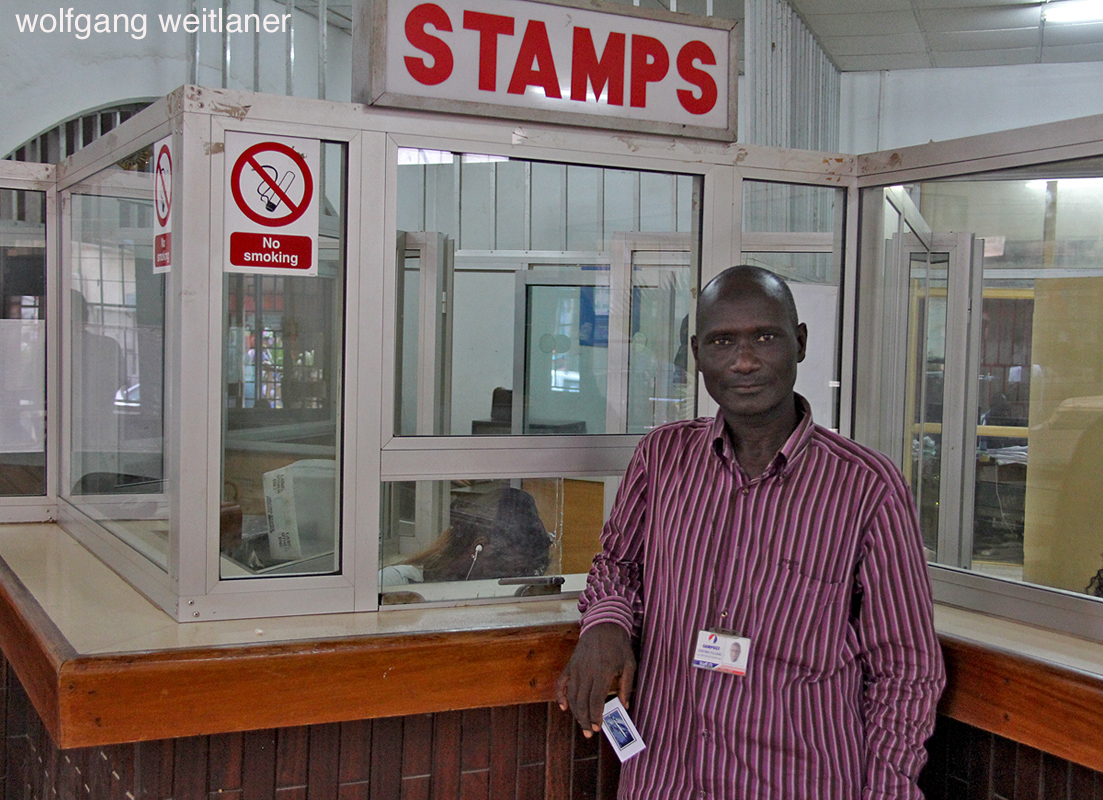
(556, 265, 945, 800)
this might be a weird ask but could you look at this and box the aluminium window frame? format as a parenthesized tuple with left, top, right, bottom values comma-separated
(20, 84, 862, 623)
(855, 111, 1103, 642)
(0, 161, 57, 522)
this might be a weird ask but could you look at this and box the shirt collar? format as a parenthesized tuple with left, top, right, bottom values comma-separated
(709, 394, 815, 478)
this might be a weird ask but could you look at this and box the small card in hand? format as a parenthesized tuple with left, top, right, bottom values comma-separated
(601, 697, 646, 761)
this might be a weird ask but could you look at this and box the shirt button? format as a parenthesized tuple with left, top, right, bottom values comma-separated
(741, 487, 749, 496)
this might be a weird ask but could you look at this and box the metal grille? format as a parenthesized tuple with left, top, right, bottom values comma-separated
(743, 0, 840, 151)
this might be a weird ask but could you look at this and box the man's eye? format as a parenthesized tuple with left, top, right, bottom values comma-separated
(712, 337, 732, 346)
(757, 333, 776, 343)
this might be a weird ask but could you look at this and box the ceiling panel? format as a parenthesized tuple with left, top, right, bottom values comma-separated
(927, 28, 1040, 51)
(1042, 41, 1103, 61)
(906, 0, 1038, 9)
(789, 0, 1103, 71)
(932, 46, 1040, 67)
(1044, 21, 1103, 46)
(832, 52, 935, 70)
(803, 11, 920, 37)
(820, 32, 929, 55)
(916, 7, 1042, 32)
(790, 0, 915, 14)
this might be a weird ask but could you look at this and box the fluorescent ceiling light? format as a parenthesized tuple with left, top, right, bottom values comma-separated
(1044, 0, 1103, 24)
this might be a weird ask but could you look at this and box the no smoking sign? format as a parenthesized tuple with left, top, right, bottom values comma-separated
(224, 132, 319, 276)
(153, 136, 173, 273)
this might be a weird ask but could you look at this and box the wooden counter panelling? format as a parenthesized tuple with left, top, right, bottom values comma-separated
(1, 663, 621, 800)
(937, 634, 1103, 775)
(57, 625, 577, 748)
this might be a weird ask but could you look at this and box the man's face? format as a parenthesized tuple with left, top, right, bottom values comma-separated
(690, 285, 807, 423)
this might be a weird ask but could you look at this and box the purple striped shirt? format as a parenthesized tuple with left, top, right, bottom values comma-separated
(579, 398, 945, 800)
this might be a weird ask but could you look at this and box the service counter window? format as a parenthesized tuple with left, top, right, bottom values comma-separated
(918, 167, 1103, 591)
(219, 141, 347, 580)
(863, 148, 1103, 639)
(65, 145, 168, 568)
(740, 179, 845, 430)
(0, 188, 47, 498)
(35, 87, 863, 622)
(394, 148, 699, 439)
(379, 474, 617, 605)
(385, 147, 702, 604)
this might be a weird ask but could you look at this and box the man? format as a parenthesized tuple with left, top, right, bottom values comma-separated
(556, 265, 945, 800)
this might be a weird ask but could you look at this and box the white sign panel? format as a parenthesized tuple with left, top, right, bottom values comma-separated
(223, 132, 320, 276)
(153, 135, 173, 274)
(362, 0, 736, 139)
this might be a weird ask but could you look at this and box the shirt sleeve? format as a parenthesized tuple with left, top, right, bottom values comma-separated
(857, 470, 947, 800)
(577, 440, 651, 639)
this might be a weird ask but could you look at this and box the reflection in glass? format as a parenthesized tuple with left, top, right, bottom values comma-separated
(379, 475, 617, 604)
(904, 254, 947, 554)
(0, 189, 46, 496)
(740, 182, 846, 430)
(742, 180, 837, 234)
(523, 282, 607, 434)
(395, 149, 700, 436)
(67, 145, 168, 567)
(742, 251, 837, 285)
(220, 142, 346, 579)
(628, 254, 692, 434)
(918, 169, 1103, 598)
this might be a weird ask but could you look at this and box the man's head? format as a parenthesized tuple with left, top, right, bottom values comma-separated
(690, 265, 807, 425)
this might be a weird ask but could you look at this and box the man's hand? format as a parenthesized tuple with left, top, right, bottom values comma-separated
(555, 622, 636, 738)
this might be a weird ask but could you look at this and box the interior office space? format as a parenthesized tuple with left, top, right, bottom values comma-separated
(3, 0, 1103, 798)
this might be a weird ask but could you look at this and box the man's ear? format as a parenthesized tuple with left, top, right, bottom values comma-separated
(795, 323, 808, 362)
(690, 335, 699, 361)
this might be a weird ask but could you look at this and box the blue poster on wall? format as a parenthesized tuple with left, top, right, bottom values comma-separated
(579, 286, 609, 347)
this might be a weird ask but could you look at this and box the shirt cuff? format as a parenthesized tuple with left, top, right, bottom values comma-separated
(579, 596, 637, 638)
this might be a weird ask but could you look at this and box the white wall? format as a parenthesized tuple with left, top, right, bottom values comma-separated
(841, 62, 1103, 154)
(0, 0, 351, 158)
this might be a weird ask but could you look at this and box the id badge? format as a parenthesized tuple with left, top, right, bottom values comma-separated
(692, 629, 751, 676)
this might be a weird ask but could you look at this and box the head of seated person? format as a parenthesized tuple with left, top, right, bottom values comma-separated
(409, 487, 551, 582)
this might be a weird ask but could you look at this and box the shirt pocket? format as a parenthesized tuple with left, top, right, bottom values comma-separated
(749, 558, 850, 678)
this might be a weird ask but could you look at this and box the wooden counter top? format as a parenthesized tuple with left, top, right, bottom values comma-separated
(0, 524, 582, 748)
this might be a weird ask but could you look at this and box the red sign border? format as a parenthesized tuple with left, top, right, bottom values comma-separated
(230, 141, 315, 228)
(154, 144, 173, 228)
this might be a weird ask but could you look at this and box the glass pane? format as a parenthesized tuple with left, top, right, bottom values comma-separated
(523, 283, 607, 434)
(628, 254, 692, 434)
(68, 146, 167, 568)
(919, 168, 1103, 597)
(379, 475, 618, 605)
(395, 149, 701, 436)
(220, 142, 346, 579)
(741, 182, 846, 430)
(0, 189, 46, 496)
(742, 180, 837, 233)
(904, 253, 948, 555)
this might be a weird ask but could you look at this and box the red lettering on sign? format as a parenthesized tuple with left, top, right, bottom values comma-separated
(507, 20, 561, 99)
(404, 3, 453, 86)
(463, 10, 514, 92)
(230, 232, 313, 270)
(570, 28, 625, 105)
(676, 40, 717, 115)
(630, 35, 669, 108)
(155, 233, 171, 267)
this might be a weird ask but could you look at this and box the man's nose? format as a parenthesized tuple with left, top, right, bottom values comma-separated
(729, 342, 759, 372)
